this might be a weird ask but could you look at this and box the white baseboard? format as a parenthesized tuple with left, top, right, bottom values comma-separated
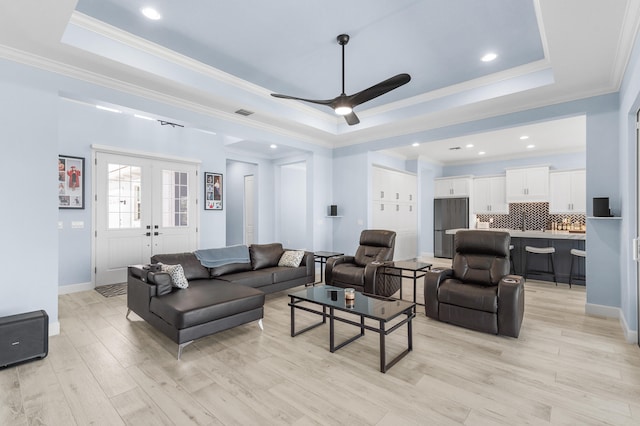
(619, 310, 639, 344)
(49, 321, 60, 336)
(58, 281, 93, 295)
(421, 251, 435, 258)
(585, 303, 638, 344)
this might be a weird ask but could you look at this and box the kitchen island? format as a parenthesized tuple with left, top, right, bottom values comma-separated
(445, 228, 585, 285)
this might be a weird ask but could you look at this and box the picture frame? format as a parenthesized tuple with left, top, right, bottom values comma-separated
(204, 172, 223, 210)
(58, 155, 85, 209)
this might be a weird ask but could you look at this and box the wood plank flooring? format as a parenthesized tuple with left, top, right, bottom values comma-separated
(2, 265, 640, 425)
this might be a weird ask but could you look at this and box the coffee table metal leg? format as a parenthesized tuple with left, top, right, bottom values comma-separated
(290, 296, 295, 337)
(290, 298, 327, 337)
(379, 320, 386, 373)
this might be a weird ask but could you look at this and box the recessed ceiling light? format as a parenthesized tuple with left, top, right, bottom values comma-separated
(478, 151, 486, 155)
(481, 52, 497, 62)
(412, 142, 420, 147)
(141, 7, 162, 20)
(96, 105, 121, 113)
(270, 144, 277, 149)
(134, 114, 154, 121)
(520, 135, 529, 140)
(526, 144, 535, 149)
(465, 144, 474, 148)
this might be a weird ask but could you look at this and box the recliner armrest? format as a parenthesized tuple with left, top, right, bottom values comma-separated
(424, 268, 453, 319)
(324, 255, 355, 285)
(363, 262, 383, 294)
(497, 274, 525, 338)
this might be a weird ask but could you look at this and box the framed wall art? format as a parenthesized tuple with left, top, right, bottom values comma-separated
(58, 155, 85, 209)
(204, 172, 223, 210)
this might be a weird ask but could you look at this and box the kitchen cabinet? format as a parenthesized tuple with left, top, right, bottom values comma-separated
(473, 176, 508, 214)
(372, 166, 417, 259)
(506, 166, 549, 202)
(549, 169, 586, 213)
(434, 176, 472, 198)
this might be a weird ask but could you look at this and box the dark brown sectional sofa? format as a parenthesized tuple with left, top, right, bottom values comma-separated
(127, 243, 314, 358)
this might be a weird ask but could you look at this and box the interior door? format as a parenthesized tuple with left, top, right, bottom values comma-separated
(95, 152, 198, 286)
(244, 174, 254, 245)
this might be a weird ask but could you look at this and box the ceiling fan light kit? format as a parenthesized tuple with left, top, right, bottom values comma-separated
(271, 34, 411, 125)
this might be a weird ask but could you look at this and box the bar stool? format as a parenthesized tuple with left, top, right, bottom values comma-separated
(509, 244, 515, 274)
(568, 249, 586, 288)
(524, 246, 558, 285)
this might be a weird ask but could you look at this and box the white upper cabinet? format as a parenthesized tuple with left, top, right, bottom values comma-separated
(505, 166, 549, 202)
(373, 166, 416, 202)
(549, 169, 586, 213)
(434, 176, 472, 198)
(473, 176, 508, 214)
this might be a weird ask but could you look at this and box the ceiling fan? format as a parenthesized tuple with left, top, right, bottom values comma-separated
(271, 34, 411, 125)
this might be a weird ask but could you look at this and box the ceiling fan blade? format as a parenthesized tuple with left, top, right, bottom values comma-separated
(271, 93, 334, 106)
(344, 111, 360, 126)
(348, 73, 411, 107)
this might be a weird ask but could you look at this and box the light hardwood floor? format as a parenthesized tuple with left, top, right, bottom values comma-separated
(2, 268, 640, 425)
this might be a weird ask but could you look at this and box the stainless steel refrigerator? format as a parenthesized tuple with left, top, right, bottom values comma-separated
(434, 198, 469, 258)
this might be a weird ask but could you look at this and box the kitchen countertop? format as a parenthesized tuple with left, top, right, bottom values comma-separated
(445, 228, 586, 240)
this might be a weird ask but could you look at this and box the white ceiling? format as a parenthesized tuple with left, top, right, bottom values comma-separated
(0, 1, 638, 162)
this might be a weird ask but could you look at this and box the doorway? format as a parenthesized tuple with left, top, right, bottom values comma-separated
(94, 151, 198, 285)
(244, 174, 255, 245)
(226, 160, 258, 246)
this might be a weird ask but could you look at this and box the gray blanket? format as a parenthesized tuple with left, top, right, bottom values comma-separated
(194, 245, 250, 268)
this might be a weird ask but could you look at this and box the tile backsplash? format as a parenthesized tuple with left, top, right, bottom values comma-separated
(476, 202, 585, 230)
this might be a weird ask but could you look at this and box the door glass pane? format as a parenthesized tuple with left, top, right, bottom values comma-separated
(107, 164, 142, 229)
(162, 170, 188, 227)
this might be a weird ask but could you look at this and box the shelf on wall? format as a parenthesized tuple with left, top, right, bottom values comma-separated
(587, 216, 622, 220)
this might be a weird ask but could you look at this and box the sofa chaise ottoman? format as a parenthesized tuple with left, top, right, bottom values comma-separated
(127, 243, 314, 358)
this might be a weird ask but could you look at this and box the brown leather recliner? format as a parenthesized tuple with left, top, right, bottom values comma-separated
(325, 229, 399, 296)
(424, 230, 525, 337)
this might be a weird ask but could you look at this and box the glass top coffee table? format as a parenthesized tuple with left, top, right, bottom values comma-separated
(288, 285, 415, 373)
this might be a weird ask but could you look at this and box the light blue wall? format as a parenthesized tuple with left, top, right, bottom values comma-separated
(585, 101, 621, 308)
(0, 60, 59, 328)
(618, 24, 640, 335)
(332, 152, 369, 255)
(310, 150, 335, 252)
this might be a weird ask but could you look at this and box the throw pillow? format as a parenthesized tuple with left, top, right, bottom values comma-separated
(160, 263, 189, 289)
(278, 250, 305, 268)
(250, 243, 284, 270)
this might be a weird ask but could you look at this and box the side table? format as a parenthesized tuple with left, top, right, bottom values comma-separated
(377, 260, 432, 307)
(312, 251, 344, 285)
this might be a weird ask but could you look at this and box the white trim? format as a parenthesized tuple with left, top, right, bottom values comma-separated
(91, 144, 201, 165)
(619, 310, 638, 344)
(585, 302, 620, 318)
(585, 303, 637, 344)
(58, 282, 94, 295)
(49, 321, 60, 336)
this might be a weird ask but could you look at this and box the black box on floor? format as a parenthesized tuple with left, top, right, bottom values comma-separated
(0, 310, 48, 368)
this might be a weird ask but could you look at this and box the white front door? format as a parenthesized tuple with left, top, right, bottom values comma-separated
(95, 152, 198, 285)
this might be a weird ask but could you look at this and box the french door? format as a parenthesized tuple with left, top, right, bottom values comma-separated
(94, 152, 198, 285)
